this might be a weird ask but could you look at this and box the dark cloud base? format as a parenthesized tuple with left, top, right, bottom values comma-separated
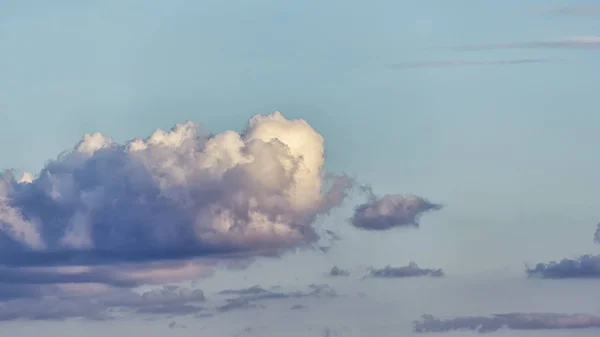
(526, 254, 600, 279)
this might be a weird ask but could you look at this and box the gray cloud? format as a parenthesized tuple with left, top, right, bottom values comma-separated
(526, 254, 600, 279)
(0, 111, 354, 300)
(387, 59, 555, 69)
(413, 312, 600, 333)
(351, 194, 442, 231)
(216, 284, 338, 313)
(328, 266, 350, 277)
(367, 262, 444, 278)
(439, 36, 600, 50)
(168, 321, 187, 329)
(527, 223, 600, 279)
(0, 285, 206, 322)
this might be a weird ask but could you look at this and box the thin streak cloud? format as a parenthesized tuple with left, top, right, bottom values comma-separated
(438, 36, 600, 50)
(387, 59, 556, 70)
(540, 5, 600, 16)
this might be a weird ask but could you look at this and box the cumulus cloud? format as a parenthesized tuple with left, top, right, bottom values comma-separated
(367, 262, 444, 278)
(527, 223, 600, 279)
(413, 313, 600, 333)
(350, 194, 442, 231)
(526, 254, 600, 279)
(387, 59, 556, 70)
(0, 111, 353, 299)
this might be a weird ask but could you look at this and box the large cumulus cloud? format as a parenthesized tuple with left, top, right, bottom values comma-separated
(0, 111, 352, 297)
(350, 194, 442, 231)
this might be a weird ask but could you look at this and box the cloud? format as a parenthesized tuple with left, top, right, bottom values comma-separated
(329, 266, 350, 277)
(541, 5, 600, 16)
(367, 262, 444, 278)
(413, 312, 600, 333)
(526, 254, 600, 279)
(216, 284, 338, 313)
(0, 285, 206, 321)
(439, 36, 600, 50)
(350, 194, 442, 231)
(0, 111, 354, 299)
(168, 321, 187, 329)
(387, 59, 556, 69)
(526, 223, 600, 279)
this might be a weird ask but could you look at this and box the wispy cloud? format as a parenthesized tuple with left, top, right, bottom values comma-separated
(540, 5, 600, 16)
(439, 36, 600, 50)
(387, 59, 556, 70)
(414, 313, 600, 333)
(0, 285, 207, 322)
(216, 284, 338, 313)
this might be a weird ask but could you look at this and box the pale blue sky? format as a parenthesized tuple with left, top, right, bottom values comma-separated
(1, 1, 600, 336)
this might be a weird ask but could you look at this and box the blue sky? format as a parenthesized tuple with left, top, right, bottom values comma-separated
(1, 1, 600, 336)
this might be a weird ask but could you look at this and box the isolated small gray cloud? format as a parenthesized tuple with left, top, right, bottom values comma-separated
(414, 312, 600, 333)
(168, 321, 187, 329)
(367, 262, 444, 278)
(329, 266, 350, 277)
(351, 194, 442, 231)
(388, 59, 554, 70)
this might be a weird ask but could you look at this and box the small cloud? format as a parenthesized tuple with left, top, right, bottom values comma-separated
(329, 266, 350, 277)
(367, 262, 444, 278)
(351, 194, 442, 231)
(387, 59, 556, 70)
(290, 304, 307, 310)
(414, 313, 600, 333)
(168, 321, 187, 329)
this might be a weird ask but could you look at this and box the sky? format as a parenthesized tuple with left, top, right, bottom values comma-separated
(1, 0, 600, 336)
